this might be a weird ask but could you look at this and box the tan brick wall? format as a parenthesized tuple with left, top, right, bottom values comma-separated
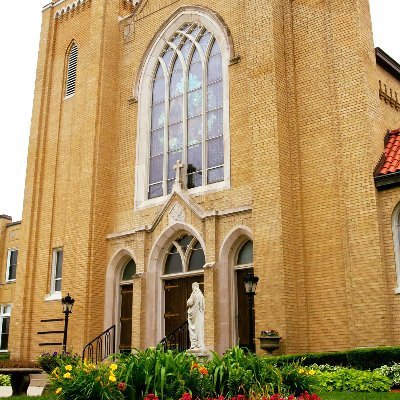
(7, 0, 400, 359)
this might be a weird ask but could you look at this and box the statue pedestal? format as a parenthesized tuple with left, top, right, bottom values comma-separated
(187, 348, 211, 361)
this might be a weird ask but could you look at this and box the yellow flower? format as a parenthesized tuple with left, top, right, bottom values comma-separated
(110, 363, 118, 371)
(109, 374, 117, 382)
(63, 372, 71, 379)
(299, 368, 305, 374)
(308, 369, 316, 375)
(65, 365, 72, 371)
(56, 387, 62, 394)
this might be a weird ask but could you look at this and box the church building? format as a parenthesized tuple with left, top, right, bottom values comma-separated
(1, 0, 400, 360)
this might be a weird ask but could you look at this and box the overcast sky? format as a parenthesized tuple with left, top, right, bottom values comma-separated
(0, 1, 398, 221)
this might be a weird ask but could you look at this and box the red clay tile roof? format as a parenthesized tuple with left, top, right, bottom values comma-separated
(378, 128, 400, 175)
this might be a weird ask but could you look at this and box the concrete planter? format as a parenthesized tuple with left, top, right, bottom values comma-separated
(258, 336, 281, 355)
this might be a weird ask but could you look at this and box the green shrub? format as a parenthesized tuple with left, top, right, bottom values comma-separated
(38, 351, 80, 374)
(49, 360, 127, 400)
(315, 368, 391, 392)
(375, 363, 400, 387)
(272, 347, 400, 370)
(0, 374, 10, 386)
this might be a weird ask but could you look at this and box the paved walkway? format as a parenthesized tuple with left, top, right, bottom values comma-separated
(0, 386, 44, 397)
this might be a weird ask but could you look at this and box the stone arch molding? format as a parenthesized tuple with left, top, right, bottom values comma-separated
(144, 222, 206, 347)
(104, 247, 137, 330)
(54, 0, 90, 19)
(134, 5, 236, 100)
(217, 225, 253, 353)
(134, 6, 235, 208)
(392, 202, 400, 294)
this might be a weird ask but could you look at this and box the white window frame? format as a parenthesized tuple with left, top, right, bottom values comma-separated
(5, 249, 18, 283)
(0, 305, 11, 352)
(135, 8, 232, 210)
(50, 248, 63, 296)
(392, 203, 400, 294)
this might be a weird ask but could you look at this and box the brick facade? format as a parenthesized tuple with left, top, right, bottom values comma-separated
(1, 0, 400, 359)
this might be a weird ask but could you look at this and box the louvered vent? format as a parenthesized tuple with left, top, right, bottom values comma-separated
(65, 43, 78, 97)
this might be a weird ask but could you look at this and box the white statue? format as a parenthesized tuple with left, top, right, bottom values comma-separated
(187, 282, 205, 353)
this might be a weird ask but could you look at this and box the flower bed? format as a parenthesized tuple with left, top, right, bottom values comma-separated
(48, 347, 321, 400)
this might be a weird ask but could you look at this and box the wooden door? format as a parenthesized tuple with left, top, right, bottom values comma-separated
(119, 284, 133, 352)
(236, 268, 254, 349)
(164, 276, 204, 337)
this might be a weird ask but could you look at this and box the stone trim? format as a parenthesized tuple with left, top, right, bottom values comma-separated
(106, 202, 252, 240)
(53, 0, 90, 19)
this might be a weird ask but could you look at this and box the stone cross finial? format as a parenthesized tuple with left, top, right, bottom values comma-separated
(172, 160, 184, 191)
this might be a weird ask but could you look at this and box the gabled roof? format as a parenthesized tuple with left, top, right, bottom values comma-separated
(374, 128, 400, 190)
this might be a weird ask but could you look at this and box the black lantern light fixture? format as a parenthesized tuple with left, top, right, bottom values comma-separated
(61, 293, 75, 351)
(244, 272, 259, 353)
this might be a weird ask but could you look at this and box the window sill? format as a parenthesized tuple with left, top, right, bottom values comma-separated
(394, 287, 400, 294)
(4, 280, 15, 284)
(136, 180, 230, 211)
(45, 292, 62, 301)
(64, 94, 75, 100)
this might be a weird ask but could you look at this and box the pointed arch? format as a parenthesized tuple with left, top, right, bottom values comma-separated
(104, 248, 137, 330)
(65, 40, 78, 98)
(144, 222, 206, 347)
(134, 6, 233, 208)
(392, 203, 400, 293)
(217, 225, 253, 353)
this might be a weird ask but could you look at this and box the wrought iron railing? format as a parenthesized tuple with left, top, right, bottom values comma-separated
(159, 320, 189, 352)
(82, 325, 116, 364)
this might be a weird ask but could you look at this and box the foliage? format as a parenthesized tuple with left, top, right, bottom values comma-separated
(272, 347, 400, 371)
(48, 346, 319, 400)
(375, 363, 400, 387)
(315, 368, 391, 392)
(0, 359, 40, 369)
(49, 360, 127, 400)
(320, 392, 400, 399)
(38, 350, 81, 374)
(0, 373, 10, 386)
(260, 330, 280, 337)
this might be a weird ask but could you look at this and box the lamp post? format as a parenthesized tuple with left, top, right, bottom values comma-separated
(61, 293, 75, 351)
(244, 272, 259, 353)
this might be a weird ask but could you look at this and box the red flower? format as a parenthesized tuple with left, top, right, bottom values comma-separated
(117, 382, 127, 391)
(181, 393, 192, 400)
(144, 394, 159, 400)
(236, 395, 246, 400)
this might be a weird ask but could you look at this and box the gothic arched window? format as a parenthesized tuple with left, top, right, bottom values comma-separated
(148, 23, 225, 199)
(65, 42, 78, 98)
(164, 234, 205, 275)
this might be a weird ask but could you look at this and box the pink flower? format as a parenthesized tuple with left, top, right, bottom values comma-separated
(117, 382, 127, 391)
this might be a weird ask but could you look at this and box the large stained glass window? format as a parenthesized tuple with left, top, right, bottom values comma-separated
(148, 23, 224, 199)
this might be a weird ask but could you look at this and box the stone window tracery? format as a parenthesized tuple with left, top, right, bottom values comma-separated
(164, 234, 205, 275)
(148, 23, 224, 199)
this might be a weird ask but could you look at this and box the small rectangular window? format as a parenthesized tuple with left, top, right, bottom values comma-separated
(0, 305, 11, 351)
(6, 249, 18, 282)
(51, 249, 63, 293)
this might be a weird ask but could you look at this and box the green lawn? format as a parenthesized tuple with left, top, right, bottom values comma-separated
(320, 392, 400, 399)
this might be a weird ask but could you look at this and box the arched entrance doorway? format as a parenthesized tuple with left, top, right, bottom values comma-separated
(119, 259, 136, 352)
(234, 240, 254, 349)
(162, 234, 205, 346)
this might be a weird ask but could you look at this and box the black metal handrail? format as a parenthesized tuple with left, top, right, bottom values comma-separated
(159, 320, 189, 352)
(82, 325, 116, 364)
